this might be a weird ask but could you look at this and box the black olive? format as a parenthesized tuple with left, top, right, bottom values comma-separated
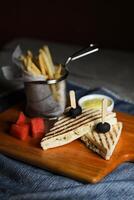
(69, 106, 82, 118)
(95, 122, 111, 133)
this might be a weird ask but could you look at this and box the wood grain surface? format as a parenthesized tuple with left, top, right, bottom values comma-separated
(0, 105, 134, 183)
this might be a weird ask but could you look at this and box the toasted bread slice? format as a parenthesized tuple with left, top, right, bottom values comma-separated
(81, 122, 123, 160)
(41, 109, 117, 150)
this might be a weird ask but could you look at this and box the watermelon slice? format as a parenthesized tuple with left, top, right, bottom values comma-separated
(30, 118, 45, 138)
(16, 112, 27, 125)
(10, 124, 30, 141)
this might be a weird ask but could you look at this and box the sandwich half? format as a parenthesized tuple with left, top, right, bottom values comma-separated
(41, 109, 117, 150)
(81, 122, 123, 160)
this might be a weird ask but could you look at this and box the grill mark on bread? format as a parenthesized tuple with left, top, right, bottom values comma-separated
(45, 113, 116, 140)
(53, 109, 100, 128)
(92, 131, 100, 146)
(91, 131, 97, 146)
(100, 134, 109, 149)
(58, 108, 95, 121)
(81, 122, 122, 160)
(92, 132, 105, 151)
(106, 133, 112, 149)
(43, 115, 102, 140)
(49, 113, 101, 135)
(56, 108, 90, 123)
(109, 131, 114, 145)
(86, 123, 119, 152)
(50, 110, 100, 131)
(49, 112, 116, 136)
(43, 113, 116, 142)
(113, 125, 118, 137)
(105, 133, 111, 149)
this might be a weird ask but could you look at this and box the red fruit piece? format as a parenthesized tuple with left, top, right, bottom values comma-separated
(30, 118, 45, 138)
(16, 112, 27, 125)
(10, 124, 30, 141)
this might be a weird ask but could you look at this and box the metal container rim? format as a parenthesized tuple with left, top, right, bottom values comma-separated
(24, 67, 69, 85)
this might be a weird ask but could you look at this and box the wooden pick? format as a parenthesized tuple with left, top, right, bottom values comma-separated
(102, 98, 107, 123)
(69, 90, 76, 109)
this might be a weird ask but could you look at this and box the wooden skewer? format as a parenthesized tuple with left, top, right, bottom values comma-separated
(69, 90, 76, 109)
(102, 98, 107, 123)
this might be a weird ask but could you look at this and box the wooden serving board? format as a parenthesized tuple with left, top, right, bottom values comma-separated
(0, 105, 134, 183)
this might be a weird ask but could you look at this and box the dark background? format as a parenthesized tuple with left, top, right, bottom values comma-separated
(0, 0, 134, 50)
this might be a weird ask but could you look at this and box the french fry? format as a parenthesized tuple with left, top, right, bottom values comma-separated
(25, 55, 34, 74)
(31, 62, 42, 75)
(50, 84, 60, 102)
(27, 51, 42, 75)
(19, 55, 27, 69)
(39, 49, 54, 79)
(27, 66, 37, 76)
(38, 53, 48, 79)
(43, 45, 55, 74)
(39, 49, 59, 101)
(54, 64, 62, 79)
(39, 49, 59, 100)
(26, 55, 41, 76)
(19, 46, 61, 101)
(27, 50, 33, 58)
(32, 56, 39, 67)
(27, 54, 32, 67)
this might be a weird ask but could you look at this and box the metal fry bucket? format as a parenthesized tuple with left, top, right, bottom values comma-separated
(24, 67, 69, 118)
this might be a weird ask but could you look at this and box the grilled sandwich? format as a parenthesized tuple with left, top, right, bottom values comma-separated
(81, 122, 122, 160)
(41, 109, 117, 150)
